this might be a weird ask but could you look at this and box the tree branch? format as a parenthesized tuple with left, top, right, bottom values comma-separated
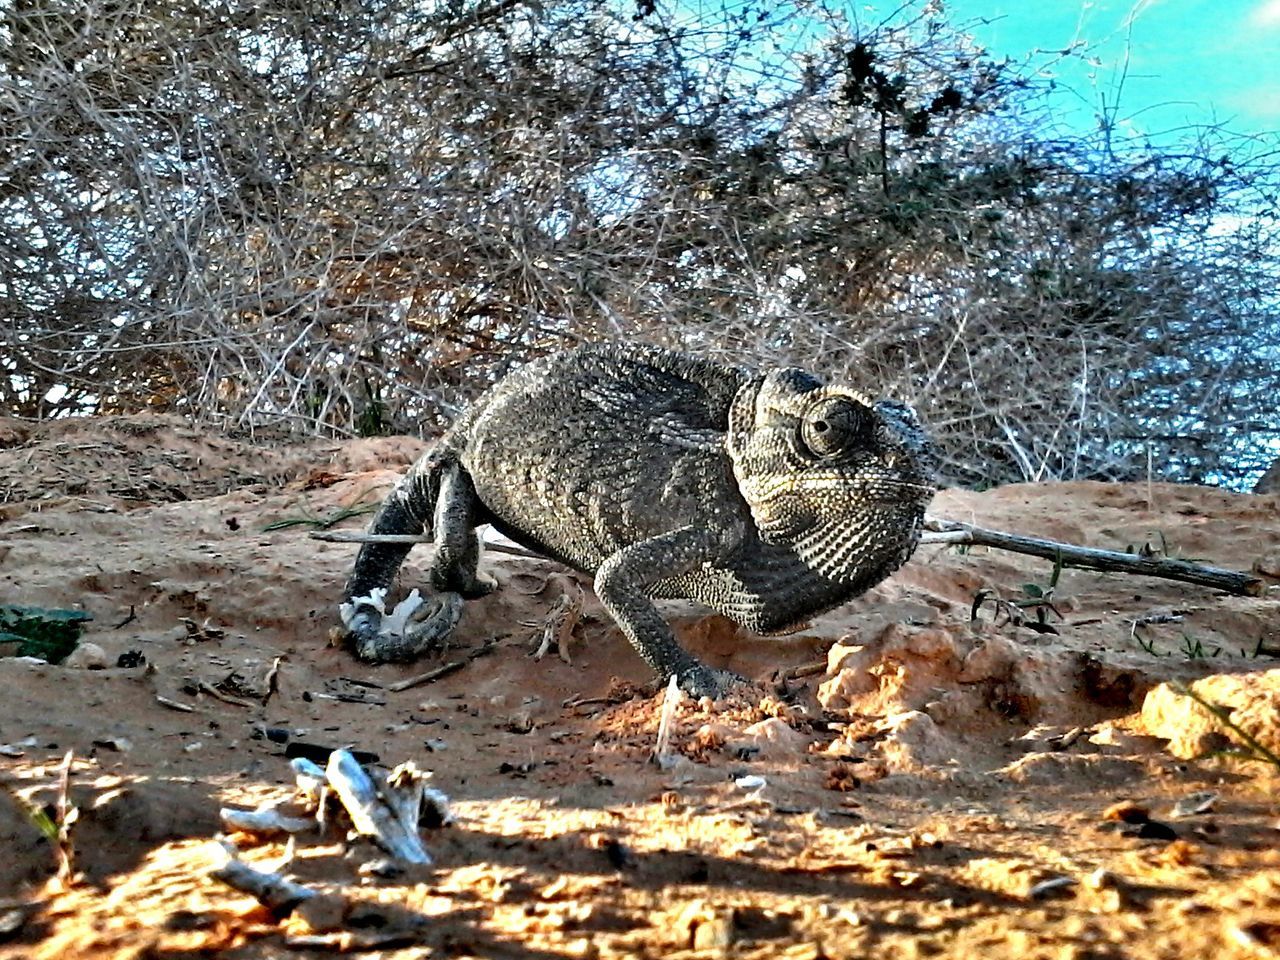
(922, 516, 1265, 597)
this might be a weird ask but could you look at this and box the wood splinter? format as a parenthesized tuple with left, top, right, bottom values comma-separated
(325, 750, 433, 864)
(210, 843, 320, 916)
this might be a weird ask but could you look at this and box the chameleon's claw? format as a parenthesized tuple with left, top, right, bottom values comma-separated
(343, 604, 383, 657)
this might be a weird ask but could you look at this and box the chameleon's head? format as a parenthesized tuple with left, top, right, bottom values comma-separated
(727, 368, 937, 585)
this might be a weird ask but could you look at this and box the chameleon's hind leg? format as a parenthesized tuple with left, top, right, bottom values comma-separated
(342, 451, 489, 662)
(428, 460, 498, 600)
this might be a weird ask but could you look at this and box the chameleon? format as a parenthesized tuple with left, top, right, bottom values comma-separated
(341, 343, 937, 697)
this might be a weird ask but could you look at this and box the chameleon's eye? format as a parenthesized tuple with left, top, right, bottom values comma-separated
(800, 397, 872, 457)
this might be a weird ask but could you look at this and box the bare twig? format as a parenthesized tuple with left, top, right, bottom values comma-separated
(210, 842, 322, 914)
(385, 637, 501, 692)
(196, 680, 257, 709)
(325, 751, 431, 864)
(54, 750, 76, 882)
(263, 656, 283, 705)
(651, 674, 681, 769)
(154, 694, 197, 713)
(310, 530, 545, 561)
(923, 516, 1264, 597)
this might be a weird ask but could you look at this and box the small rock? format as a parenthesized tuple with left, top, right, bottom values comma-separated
(64, 642, 107, 669)
(1133, 820, 1178, 842)
(1088, 725, 1162, 754)
(0, 908, 27, 940)
(358, 858, 405, 879)
(162, 910, 216, 931)
(291, 892, 349, 933)
(252, 727, 291, 744)
(1229, 919, 1280, 954)
(1171, 791, 1218, 818)
(1013, 725, 1086, 753)
(691, 912, 735, 950)
(603, 839, 633, 870)
(0, 737, 37, 758)
(1083, 868, 1120, 891)
(92, 736, 133, 753)
(1102, 800, 1149, 824)
(740, 717, 812, 759)
(677, 901, 737, 950)
(562, 938, 599, 959)
(1141, 670, 1280, 760)
(875, 710, 955, 769)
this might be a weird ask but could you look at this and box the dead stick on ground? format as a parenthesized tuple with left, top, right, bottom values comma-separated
(782, 659, 828, 681)
(309, 530, 542, 560)
(386, 639, 501, 693)
(921, 516, 1264, 597)
(54, 750, 75, 883)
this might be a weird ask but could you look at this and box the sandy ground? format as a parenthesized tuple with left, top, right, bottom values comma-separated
(1, 413, 1278, 959)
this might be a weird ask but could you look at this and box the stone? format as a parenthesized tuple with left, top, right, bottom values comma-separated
(63, 642, 107, 669)
(1140, 669, 1280, 761)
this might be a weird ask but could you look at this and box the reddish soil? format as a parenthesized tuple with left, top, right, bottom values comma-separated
(1, 414, 1278, 959)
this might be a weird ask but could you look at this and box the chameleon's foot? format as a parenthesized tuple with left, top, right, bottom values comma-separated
(341, 589, 465, 663)
(676, 663, 746, 699)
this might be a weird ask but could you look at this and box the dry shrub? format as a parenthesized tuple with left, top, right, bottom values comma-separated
(2, 0, 1277, 488)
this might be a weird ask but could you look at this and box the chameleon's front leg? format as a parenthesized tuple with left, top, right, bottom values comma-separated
(594, 524, 746, 697)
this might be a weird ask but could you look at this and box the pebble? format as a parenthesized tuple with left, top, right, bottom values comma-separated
(1134, 820, 1178, 841)
(0, 737, 37, 758)
(63, 642, 107, 669)
(679, 902, 737, 950)
(1083, 868, 1119, 891)
(1171, 791, 1218, 818)
(92, 736, 133, 753)
(692, 914, 735, 950)
(1102, 800, 1149, 824)
(358, 858, 405, 879)
(0, 909, 27, 939)
(292, 892, 349, 933)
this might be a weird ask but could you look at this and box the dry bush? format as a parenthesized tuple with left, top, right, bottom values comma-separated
(1, 0, 1277, 488)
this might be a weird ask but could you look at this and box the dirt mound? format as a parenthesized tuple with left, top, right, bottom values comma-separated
(0, 413, 429, 512)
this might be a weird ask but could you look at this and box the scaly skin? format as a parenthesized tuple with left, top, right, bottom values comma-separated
(342, 343, 937, 697)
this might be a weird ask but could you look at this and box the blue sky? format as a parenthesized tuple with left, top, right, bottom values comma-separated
(929, 0, 1280, 140)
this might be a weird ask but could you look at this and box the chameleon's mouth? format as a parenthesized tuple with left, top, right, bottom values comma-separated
(742, 473, 934, 501)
